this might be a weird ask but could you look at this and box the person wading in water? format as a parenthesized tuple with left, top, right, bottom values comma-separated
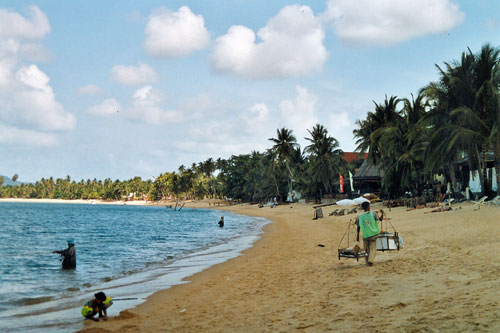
(53, 239, 76, 269)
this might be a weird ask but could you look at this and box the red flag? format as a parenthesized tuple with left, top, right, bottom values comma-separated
(339, 174, 344, 193)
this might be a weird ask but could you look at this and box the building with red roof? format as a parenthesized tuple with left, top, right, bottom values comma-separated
(342, 152, 368, 163)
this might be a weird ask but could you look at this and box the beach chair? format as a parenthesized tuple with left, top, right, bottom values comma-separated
(329, 209, 339, 216)
(442, 198, 454, 207)
(347, 207, 357, 214)
(472, 196, 488, 210)
(313, 208, 324, 219)
(485, 195, 500, 206)
(337, 208, 346, 216)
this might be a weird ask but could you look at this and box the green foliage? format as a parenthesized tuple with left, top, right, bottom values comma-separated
(2, 43, 497, 201)
(353, 43, 500, 197)
(303, 124, 345, 200)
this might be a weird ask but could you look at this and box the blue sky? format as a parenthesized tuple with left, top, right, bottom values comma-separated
(0, 0, 499, 182)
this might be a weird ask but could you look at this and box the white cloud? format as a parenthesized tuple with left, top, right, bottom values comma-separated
(144, 6, 210, 58)
(88, 87, 185, 125)
(170, 101, 275, 157)
(0, 5, 50, 40)
(77, 84, 103, 95)
(248, 103, 269, 123)
(178, 94, 220, 120)
(0, 123, 56, 146)
(0, 6, 73, 147)
(88, 98, 120, 117)
(279, 85, 318, 145)
(327, 111, 356, 151)
(110, 62, 158, 85)
(324, 0, 465, 46)
(0, 65, 75, 131)
(241, 102, 274, 137)
(20, 42, 51, 62)
(173, 119, 266, 156)
(211, 5, 328, 79)
(128, 86, 183, 124)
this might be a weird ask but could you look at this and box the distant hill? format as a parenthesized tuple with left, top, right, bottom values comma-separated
(0, 175, 24, 186)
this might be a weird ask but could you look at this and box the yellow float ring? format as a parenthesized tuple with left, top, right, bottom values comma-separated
(81, 305, 93, 317)
(103, 296, 113, 308)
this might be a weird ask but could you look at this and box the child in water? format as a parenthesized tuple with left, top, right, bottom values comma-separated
(81, 292, 112, 321)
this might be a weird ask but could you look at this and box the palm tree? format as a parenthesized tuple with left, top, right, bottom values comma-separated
(199, 158, 216, 198)
(376, 93, 428, 195)
(304, 124, 343, 201)
(268, 127, 298, 200)
(431, 44, 500, 195)
(353, 95, 402, 164)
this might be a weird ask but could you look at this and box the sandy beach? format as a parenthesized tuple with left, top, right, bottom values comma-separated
(73, 200, 500, 332)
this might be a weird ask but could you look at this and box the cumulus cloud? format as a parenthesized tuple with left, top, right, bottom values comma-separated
(128, 86, 183, 124)
(144, 6, 210, 58)
(248, 103, 269, 123)
(20, 42, 51, 62)
(88, 98, 120, 117)
(324, 0, 465, 45)
(279, 85, 318, 145)
(77, 84, 103, 95)
(0, 6, 73, 146)
(168, 100, 275, 157)
(173, 120, 265, 156)
(0, 5, 50, 39)
(110, 62, 158, 85)
(327, 111, 356, 151)
(0, 123, 57, 146)
(0, 65, 75, 131)
(89, 87, 183, 125)
(211, 5, 328, 79)
(239, 102, 274, 137)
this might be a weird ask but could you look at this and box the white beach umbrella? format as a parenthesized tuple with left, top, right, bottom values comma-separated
(336, 199, 357, 206)
(353, 197, 370, 204)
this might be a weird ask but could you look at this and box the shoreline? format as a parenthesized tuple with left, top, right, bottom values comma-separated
(0, 200, 268, 333)
(78, 200, 499, 332)
(0, 198, 150, 205)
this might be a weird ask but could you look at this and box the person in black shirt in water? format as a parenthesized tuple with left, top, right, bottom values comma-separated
(53, 239, 76, 269)
(218, 216, 224, 228)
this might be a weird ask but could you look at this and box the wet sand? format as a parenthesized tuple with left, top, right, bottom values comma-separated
(77, 200, 499, 332)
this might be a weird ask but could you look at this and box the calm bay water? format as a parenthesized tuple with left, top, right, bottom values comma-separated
(0, 202, 268, 332)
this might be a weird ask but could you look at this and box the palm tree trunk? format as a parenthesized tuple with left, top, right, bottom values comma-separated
(474, 146, 486, 196)
(495, 109, 500, 195)
(481, 144, 490, 196)
(449, 161, 457, 193)
(272, 170, 280, 199)
(495, 137, 500, 195)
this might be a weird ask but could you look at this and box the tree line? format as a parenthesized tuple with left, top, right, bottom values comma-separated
(0, 126, 355, 202)
(1, 43, 498, 201)
(354, 43, 499, 197)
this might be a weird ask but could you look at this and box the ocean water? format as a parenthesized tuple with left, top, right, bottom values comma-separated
(0, 202, 268, 332)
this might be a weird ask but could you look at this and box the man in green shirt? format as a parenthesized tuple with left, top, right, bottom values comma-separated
(356, 202, 384, 266)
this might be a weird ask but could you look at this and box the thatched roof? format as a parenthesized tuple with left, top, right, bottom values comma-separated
(353, 159, 384, 180)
